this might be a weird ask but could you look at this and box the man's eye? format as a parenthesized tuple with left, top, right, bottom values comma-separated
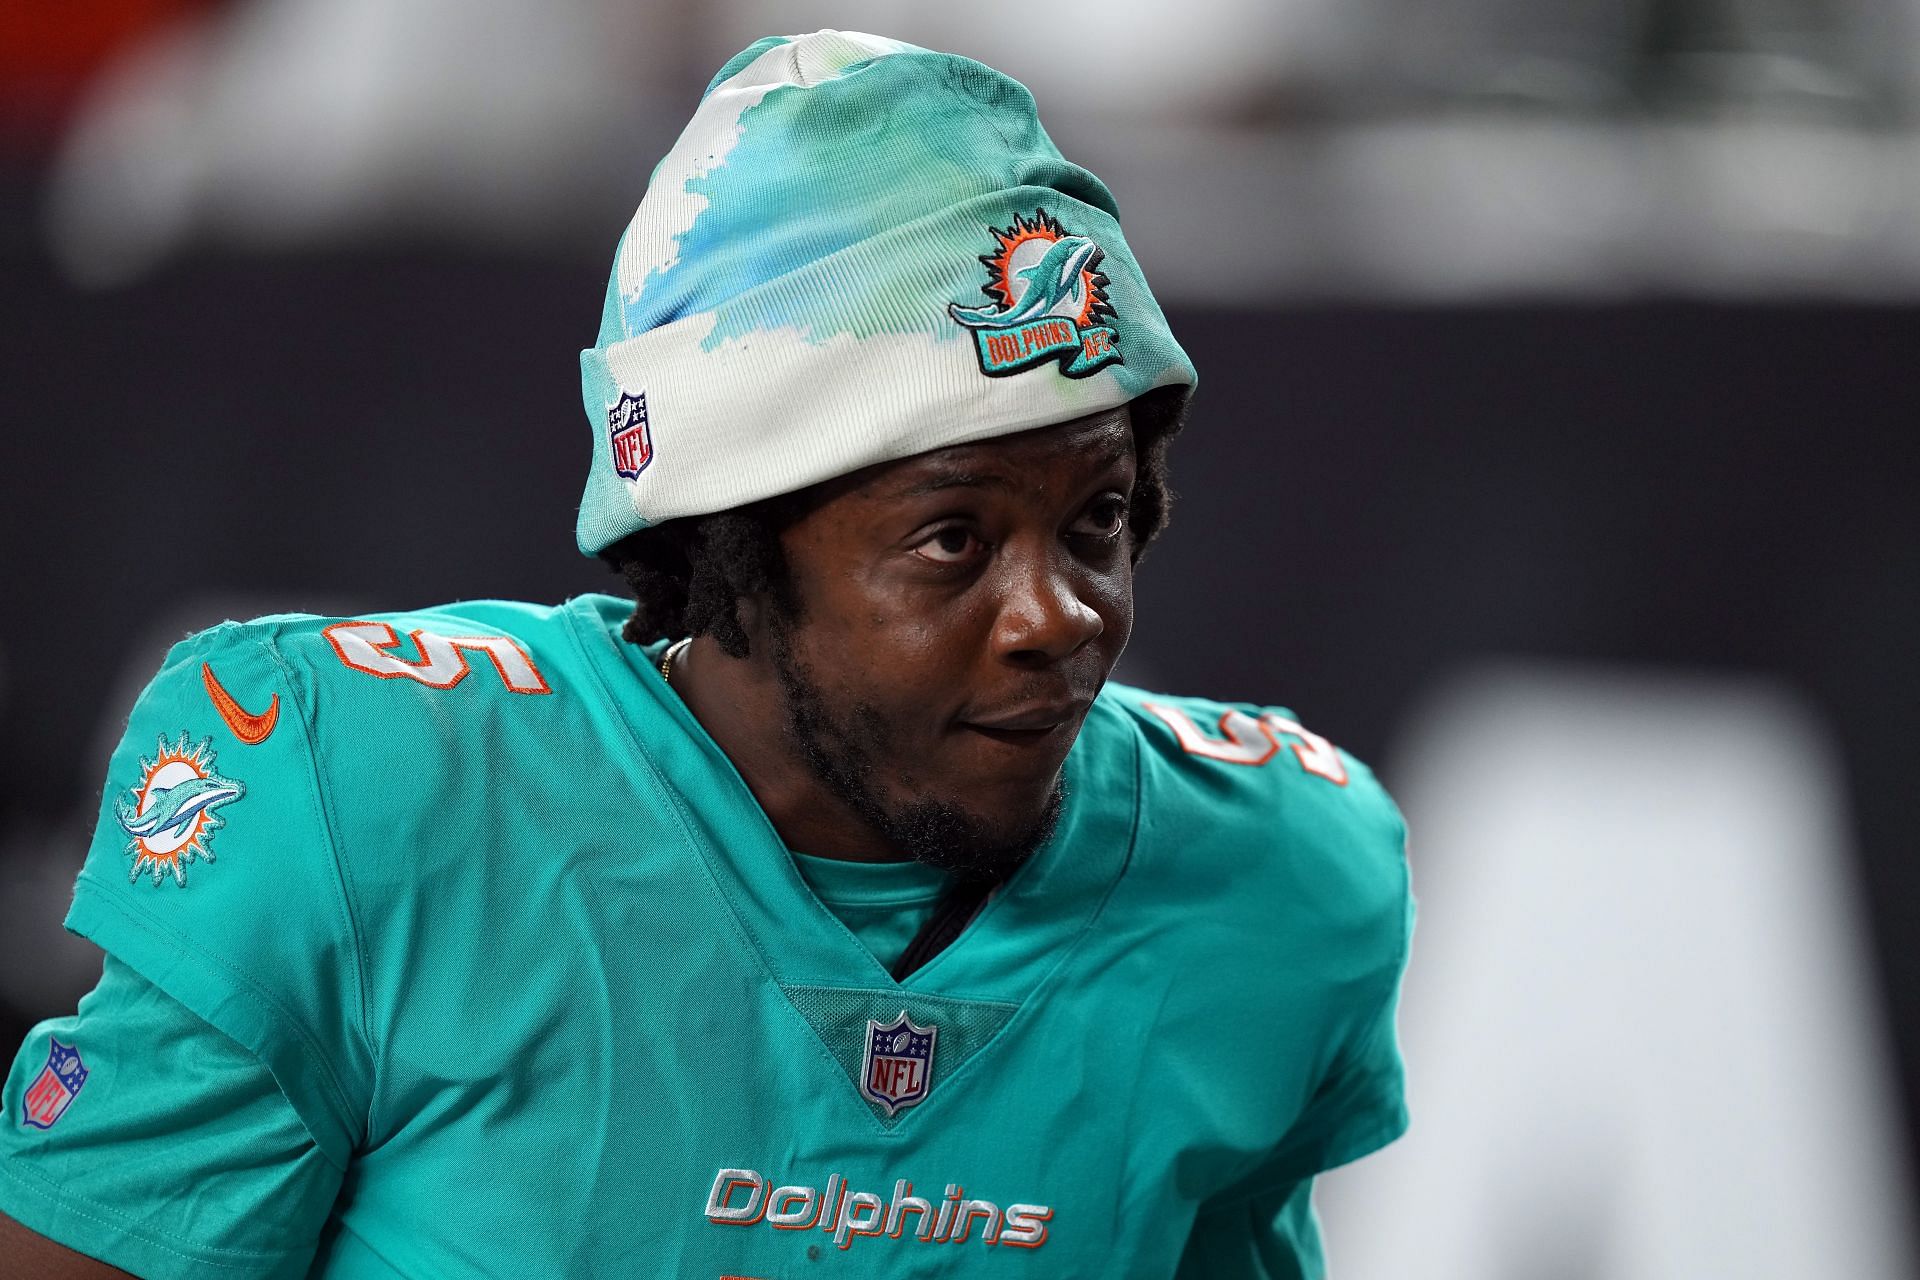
(1071, 495, 1129, 540)
(912, 526, 986, 564)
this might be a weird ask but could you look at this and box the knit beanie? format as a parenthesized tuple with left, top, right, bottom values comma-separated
(576, 30, 1197, 556)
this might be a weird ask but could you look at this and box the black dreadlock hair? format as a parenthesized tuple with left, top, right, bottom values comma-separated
(604, 389, 1187, 655)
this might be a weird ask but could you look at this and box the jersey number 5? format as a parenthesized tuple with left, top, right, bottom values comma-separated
(1141, 703, 1348, 785)
(323, 622, 552, 695)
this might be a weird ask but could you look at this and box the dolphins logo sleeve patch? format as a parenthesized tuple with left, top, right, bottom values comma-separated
(114, 733, 246, 886)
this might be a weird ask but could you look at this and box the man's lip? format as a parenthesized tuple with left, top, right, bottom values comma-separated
(961, 700, 1092, 733)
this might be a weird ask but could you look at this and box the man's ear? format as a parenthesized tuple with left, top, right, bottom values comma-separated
(727, 592, 774, 661)
(733, 595, 761, 645)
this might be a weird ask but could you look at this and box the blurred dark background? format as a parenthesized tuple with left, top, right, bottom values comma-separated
(4, 2, 1918, 1272)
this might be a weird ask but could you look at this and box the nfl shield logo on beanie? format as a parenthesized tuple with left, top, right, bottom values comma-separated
(608, 390, 653, 480)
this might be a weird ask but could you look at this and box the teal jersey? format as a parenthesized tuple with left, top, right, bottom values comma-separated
(2, 595, 1412, 1279)
(789, 853, 949, 972)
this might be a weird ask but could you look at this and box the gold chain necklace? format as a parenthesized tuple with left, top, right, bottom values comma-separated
(659, 637, 692, 684)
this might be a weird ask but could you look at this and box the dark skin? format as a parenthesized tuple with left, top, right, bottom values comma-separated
(0, 1214, 131, 1277)
(672, 405, 1138, 864)
(0, 406, 1138, 1274)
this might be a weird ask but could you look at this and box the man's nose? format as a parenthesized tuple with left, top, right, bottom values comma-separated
(992, 550, 1104, 665)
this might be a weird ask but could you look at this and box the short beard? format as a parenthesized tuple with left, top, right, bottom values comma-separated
(769, 630, 1063, 883)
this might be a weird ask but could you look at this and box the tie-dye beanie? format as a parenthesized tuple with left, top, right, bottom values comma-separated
(575, 29, 1197, 556)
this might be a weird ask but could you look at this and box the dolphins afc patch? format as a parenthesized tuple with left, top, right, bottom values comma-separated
(947, 209, 1121, 379)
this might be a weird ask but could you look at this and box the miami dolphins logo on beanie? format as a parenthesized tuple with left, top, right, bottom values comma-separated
(948, 209, 1122, 380)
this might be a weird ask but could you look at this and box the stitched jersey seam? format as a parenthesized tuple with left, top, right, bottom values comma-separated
(69, 878, 353, 1175)
(244, 625, 376, 1140)
(561, 606, 924, 1136)
(1234, 806, 1415, 1197)
(0, 1158, 301, 1266)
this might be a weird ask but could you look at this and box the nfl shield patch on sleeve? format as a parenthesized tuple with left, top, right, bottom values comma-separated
(21, 1039, 88, 1130)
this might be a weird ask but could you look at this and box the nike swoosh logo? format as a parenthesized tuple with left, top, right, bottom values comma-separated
(201, 662, 280, 744)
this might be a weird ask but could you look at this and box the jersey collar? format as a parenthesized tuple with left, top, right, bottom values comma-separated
(566, 595, 1139, 1007)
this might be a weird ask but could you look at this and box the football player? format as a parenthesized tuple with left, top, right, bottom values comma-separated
(1, 30, 1412, 1278)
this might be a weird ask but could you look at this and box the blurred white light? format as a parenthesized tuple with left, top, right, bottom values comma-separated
(38, 0, 1920, 299)
(714, 0, 1368, 121)
(1318, 663, 1916, 1280)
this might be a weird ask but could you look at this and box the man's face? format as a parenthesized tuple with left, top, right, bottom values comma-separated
(764, 406, 1137, 879)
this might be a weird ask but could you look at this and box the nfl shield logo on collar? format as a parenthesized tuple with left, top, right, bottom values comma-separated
(860, 1010, 937, 1117)
(21, 1039, 88, 1130)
